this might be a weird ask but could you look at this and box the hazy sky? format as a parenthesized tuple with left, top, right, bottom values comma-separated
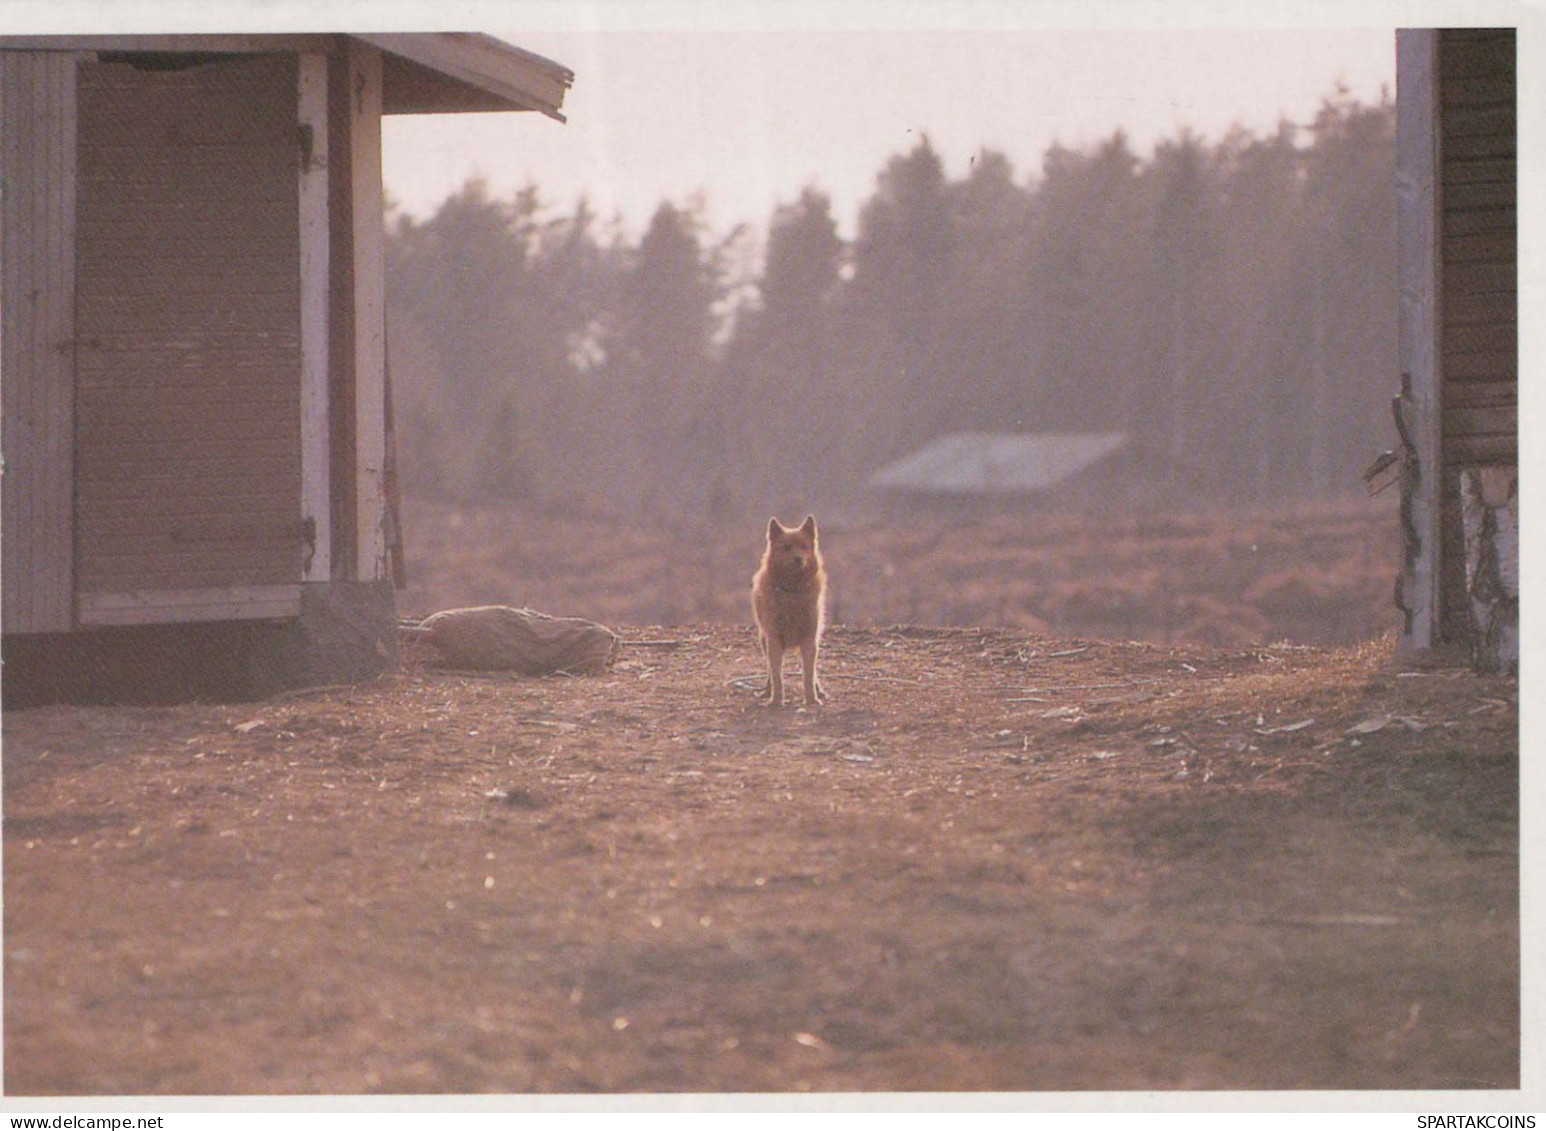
(11, 0, 1526, 241)
(383, 21, 1398, 237)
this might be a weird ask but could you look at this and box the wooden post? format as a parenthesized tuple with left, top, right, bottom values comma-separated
(298, 49, 332, 584)
(1395, 29, 1443, 651)
(348, 40, 388, 585)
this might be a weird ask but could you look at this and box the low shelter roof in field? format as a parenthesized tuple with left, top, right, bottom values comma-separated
(0, 32, 573, 119)
(869, 431, 1129, 496)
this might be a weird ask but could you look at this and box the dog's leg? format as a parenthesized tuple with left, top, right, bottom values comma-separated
(800, 638, 826, 705)
(756, 629, 774, 703)
(764, 637, 786, 706)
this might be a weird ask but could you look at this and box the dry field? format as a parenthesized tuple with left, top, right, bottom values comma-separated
(396, 495, 1400, 648)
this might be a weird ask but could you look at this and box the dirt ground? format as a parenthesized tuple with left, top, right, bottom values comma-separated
(2, 622, 1518, 1096)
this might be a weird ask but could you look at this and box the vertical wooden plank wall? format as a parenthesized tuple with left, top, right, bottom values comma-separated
(73, 54, 304, 622)
(1437, 28, 1517, 467)
(1, 51, 79, 634)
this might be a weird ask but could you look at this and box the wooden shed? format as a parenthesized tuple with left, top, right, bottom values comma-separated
(1394, 28, 1517, 674)
(0, 34, 571, 702)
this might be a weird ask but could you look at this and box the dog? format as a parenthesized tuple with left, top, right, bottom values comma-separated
(750, 515, 828, 707)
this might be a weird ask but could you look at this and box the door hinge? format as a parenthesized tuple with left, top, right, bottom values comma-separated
(297, 123, 315, 173)
(299, 515, 318, 574)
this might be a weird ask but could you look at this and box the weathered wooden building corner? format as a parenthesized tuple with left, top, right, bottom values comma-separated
(1, 34, 571, 704)
(1394, 28, 1518, 676)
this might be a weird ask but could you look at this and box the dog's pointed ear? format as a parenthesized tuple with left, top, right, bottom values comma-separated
(768, 517, 782, 540)
(800, 515, 817, 538)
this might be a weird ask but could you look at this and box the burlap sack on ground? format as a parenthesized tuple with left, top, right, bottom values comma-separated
(416, 606, 618, 674)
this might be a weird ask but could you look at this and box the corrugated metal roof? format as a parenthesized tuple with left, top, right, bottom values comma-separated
(869, 432, 1128, 496)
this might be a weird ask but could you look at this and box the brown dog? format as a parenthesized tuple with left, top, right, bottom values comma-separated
(750, 515, 828, 707)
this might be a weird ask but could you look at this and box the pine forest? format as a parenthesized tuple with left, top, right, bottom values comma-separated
(385, 89, 1397, 526)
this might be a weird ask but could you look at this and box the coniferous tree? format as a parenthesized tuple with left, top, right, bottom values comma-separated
(1206, 122, 1307, 502)
(939, 149, 1038, 432)
(1023, 133, 1144, 435)
(1299, 90, 1399, 497)
(601, 201, 722, 512)
(846, 136, 955, 457)
(724, 187, 847, 512)
(386, 178, 535, 498)
(1142, 132, 1221, 486)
